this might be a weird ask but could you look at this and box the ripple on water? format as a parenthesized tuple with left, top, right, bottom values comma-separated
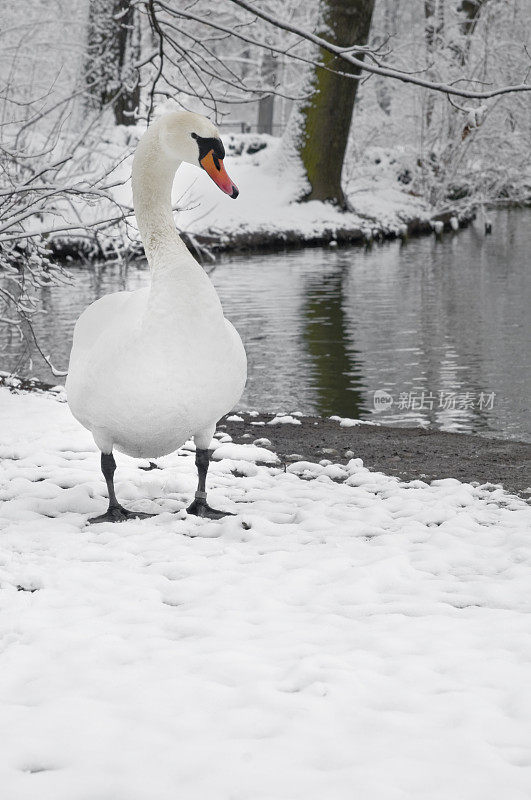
(1, 208, 529, 441)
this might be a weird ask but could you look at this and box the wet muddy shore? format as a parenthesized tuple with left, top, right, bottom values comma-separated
(219, 412, 531, 500)
(1, 376, 529, 499)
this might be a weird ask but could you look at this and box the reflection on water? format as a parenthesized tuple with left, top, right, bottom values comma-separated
(1, 208, 529, 441)
(301, 267, 365, 419)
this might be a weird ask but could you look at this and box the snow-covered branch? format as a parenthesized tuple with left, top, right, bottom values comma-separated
(227, 0, 531, 100)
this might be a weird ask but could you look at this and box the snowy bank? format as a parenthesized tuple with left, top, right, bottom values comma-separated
(1, 388, 531, 799)
(47, 130, 469, 262)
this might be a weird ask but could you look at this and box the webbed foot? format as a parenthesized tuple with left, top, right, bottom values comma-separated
(186, 498, 234, 519)
(89, 505, 156, 524)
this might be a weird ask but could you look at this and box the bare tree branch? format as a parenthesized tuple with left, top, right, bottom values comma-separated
(226, 0, 531, 99)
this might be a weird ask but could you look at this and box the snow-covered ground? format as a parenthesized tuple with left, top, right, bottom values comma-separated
(174, 137, 428, 245)
(1, 387, 531, 800)
(52, 128, 430, 257)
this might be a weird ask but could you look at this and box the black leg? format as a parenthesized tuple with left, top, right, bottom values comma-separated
(89, 452, 155, 524)
(102, 452, 119, 506)
(186, 448, 233, 519)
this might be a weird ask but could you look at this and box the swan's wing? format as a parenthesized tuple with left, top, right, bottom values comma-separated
(66, 288, 149, 431)
(70, 289, 148, 355)
(223, 316, 247, 389)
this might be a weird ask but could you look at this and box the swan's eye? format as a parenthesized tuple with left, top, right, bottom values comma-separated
(193, 134, 225, 164)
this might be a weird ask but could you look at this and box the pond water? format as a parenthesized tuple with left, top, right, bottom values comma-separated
(2, 208, 530, 441)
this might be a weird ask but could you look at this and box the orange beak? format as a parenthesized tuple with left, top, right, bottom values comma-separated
(200, 150, 239, 198)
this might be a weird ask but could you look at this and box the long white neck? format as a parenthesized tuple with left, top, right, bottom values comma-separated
(131, 121, 223, 336)
(131, 122, 188, 267)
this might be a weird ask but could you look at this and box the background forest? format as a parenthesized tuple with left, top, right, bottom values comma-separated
(1, 0, 530, 337)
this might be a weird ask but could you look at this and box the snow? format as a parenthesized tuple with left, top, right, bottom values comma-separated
(267, 414, 302, 426)
(49, 130, 432, 258)
(330, 415, 378, 428)
(211, 442, 279, 465)
(343, 146, 429, 231)
(1, 387, 531, 800)
(464, 104, 488, 130)
(170, 138, 430, 246)
(252, 438, 272, 448)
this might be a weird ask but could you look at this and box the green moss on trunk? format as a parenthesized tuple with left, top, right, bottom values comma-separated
(299, 0, 375, 207)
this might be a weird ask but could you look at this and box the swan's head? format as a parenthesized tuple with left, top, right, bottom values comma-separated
(159, 111, 238, 199)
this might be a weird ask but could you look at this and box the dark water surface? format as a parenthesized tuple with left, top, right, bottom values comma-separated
(2, 208, 529, 441)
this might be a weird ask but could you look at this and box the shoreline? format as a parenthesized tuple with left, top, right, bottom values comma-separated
(42, 199, 530, 264)
(48, 207, 474, 263)
(2, 377, 529, 499)
(218, 412, 531, 501)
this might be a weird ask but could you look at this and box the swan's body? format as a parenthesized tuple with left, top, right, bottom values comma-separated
(66, 112, 246, 520)
(67, 253, 246, 458)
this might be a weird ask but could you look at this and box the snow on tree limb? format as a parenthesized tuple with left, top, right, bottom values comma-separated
(226, 0, 531, 100)
(461, 104, 488, 139)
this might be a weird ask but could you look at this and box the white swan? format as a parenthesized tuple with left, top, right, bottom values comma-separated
(66, 112, 247, 522)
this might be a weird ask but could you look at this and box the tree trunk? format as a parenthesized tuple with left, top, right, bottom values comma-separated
(456, 0, 487, 65)
(257, 51, 277, 134)
(424, 0, 445, 129)
(373, 0, 394, 116)
(85, 0, 140, 125)
(291, 0, 375, 207)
